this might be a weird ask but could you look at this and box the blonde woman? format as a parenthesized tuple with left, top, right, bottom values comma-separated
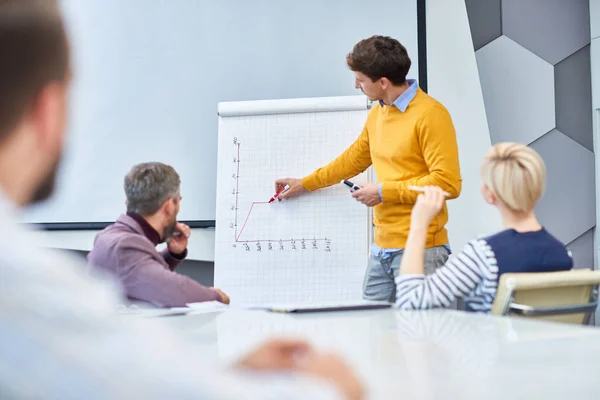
(395, 142, 573, 312)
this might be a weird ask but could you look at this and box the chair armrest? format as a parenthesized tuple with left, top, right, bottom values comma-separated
(509, 302, 598, 317)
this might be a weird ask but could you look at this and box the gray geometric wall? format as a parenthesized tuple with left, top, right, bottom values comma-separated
(465, 0, 595, 270)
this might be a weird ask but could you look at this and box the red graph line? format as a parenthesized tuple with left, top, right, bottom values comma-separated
(233, 142, 329, 244)
(236, 201, 269, 241)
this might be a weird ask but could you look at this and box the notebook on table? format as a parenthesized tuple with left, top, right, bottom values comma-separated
(251, 300, 392, 313)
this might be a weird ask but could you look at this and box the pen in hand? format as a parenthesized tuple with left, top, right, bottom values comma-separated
(269, 184, 290, 203)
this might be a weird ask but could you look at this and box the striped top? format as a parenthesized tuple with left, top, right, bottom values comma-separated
(395, 228, 573, 312)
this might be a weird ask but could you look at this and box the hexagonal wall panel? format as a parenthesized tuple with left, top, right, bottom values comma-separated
(567, 229, 595, 270)
(502, 0, 591, 65)
(555, 45, 594, 151)
(465, 0, 502, 51)
(531, 129, 596, 244)
(476, 36, 555, 145)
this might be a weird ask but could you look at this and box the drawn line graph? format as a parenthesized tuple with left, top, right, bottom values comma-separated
(235, 201, 268, 241)
(232, 142, 330, 245)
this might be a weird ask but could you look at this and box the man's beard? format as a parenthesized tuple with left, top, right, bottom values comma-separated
(30, 158, 60, 205)
(162, 217, 177, 242)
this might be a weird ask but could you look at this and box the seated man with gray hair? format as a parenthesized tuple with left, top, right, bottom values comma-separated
(88, 162, 229, 307)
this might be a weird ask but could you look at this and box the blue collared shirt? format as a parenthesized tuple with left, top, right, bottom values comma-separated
(371, 79, 450, 258)
(378, 78, 419, 111)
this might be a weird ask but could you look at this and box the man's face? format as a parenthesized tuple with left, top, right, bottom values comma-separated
(354, 71, 383, 101)
(30, 78, 70, 205)
(30, 158, 61, 204)
(163, 194, 182, 241)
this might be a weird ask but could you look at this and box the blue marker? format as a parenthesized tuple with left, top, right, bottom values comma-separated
(341, 180, 361, 192)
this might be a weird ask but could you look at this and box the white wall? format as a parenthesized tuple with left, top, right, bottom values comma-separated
(39, 0, 501, 262)
(592, 0, 600, 40)
(593, 11, 600, 267)
(590, 0, 600, 325)
(30, 0, 421, 262)
(29, 0, 420, 225)
(426, 0, 504, 252)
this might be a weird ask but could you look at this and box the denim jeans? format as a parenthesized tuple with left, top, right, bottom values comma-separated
(362, 245, 449, 302)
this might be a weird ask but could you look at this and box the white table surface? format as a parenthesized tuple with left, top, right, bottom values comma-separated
(140, 308, 600, 399)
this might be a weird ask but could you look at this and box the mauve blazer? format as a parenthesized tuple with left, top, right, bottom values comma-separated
(87, 214, 220, 307)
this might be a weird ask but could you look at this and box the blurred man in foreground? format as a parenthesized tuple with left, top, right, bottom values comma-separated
(0, 1, 363, 399)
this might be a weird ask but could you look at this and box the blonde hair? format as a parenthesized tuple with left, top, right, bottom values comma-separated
(481, 142, 546, 212)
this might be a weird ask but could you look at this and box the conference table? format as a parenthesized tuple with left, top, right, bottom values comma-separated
(140, 307, 600, 399)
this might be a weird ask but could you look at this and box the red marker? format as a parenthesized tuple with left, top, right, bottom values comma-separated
(268, 184, 290, 203)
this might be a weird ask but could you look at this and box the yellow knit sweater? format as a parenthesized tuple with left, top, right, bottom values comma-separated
(302, 89, 462, 248)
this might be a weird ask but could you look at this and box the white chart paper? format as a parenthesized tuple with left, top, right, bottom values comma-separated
(214, 96, 372, 304)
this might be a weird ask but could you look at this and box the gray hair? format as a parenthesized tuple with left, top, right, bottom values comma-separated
(124, 162, 180, 215)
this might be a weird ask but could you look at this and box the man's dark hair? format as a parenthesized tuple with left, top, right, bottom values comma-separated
(0, 0, 69, 141)
(346, 35, 411, 86)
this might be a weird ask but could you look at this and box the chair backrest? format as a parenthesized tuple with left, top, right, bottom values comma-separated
(491, 270, 600, 325)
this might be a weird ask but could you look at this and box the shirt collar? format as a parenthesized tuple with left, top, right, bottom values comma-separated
(126, 212, 161, 246)
(378, 79, 418, 112)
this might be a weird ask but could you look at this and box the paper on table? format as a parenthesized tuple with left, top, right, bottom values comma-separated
(186, 300, 231, 314)
(138, 307, 192, 318)
(240, 299, 391, 312)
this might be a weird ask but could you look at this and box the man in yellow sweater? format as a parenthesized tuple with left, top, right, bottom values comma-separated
(275, 35, 462, 302)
